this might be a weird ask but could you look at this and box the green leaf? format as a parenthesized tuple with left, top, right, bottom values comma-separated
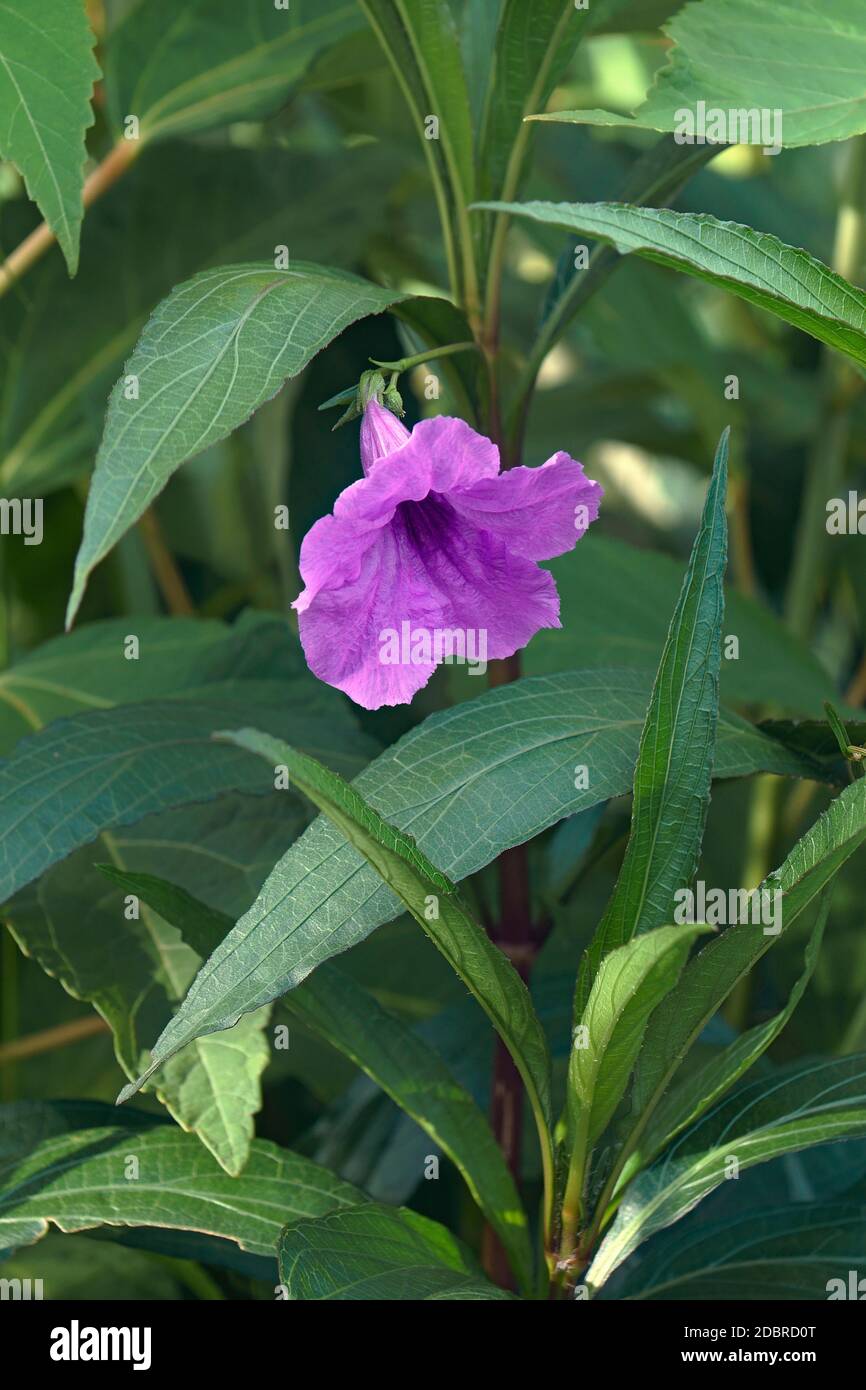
(0, 1101, 363, 1262)
(125, 732, 555, 1222)
(611, 1201, 866, 1301)
(106, 0, 359, 143)
(586, 1053, 866, 1291)
(629, 775, 866, 1161)
(535, 0, 866, 150)
(0, 610, 305, 752)
(278, 1201, 515, 1300)
(96, 865, 535, 1293)
(102, 669, 819, 1113)
(0, 141, 400, 497)
(574, 430, 729, 1016)
(65, 262, 410, 626)
(531, 536, 838, 717)
(638, 888, 833, 1165)
(566, 924, 712, 1200)
(479, 201, 866, 372)
(0, 0, 98, 274)
(477, 0, 595, 201)
(0, 681, 372, 905)
(359, 0, 475, 301)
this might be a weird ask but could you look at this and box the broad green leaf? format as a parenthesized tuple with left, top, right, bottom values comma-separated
(477, 0, 595, 201)
(103, 670, 819, 1108)
(566, 925, 712, 1195)
(0, 141, 401, 498)
(587, 1053, 866, 1291)
(0, 682, 372, 904)
(532, 536, 837, 717)
(0, 0, 98, 274)
(278, 1201, 515, 1300)
(124, 732, 555, 1215)
(97, 866, 534, 1293)
(106, 0, 359, 143)
(638, 889, 833, 1165)
(65, 263, 410, 626)
(574, 431, 728, 1015)
(610, 1202, 866, 1301)
(480, 201, 866, 372)
(3, 794, 309, 1153)
(535, 0, 866, 150)
(0, 610, 307, 752)
(628, 775, 866, 1167)
(0, 1101, 363, 1262)
(0, 1231, 188, 1301)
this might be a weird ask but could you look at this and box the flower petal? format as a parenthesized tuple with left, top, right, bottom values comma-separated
(448, 451, 603, 561)
(360, 399, 411, 473)
(297, 494, 560, 709)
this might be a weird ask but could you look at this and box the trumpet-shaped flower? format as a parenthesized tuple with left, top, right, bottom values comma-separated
(294, 401, 602, 709)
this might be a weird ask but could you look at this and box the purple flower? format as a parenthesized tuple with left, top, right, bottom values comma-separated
(294, 401, 602, 709)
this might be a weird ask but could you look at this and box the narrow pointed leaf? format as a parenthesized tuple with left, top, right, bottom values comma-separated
(98, 866, 535, 1293)
(612, 1202, 866, 1301)
(574, 430, 728, 1015)
(123, 735, 554, 1193)
(587, 1054, 866, 1291)
(639, 888, 833, 1164)
(66, 264, 410, 626)
(629, 775, 866, 1160)
(480, 202, 866, 371)
(477, 0, 596, 200)
(106, 0, 359, 143)
(95, 670, 819, 1115)
(0, 0, 98, 274)
(567, 924, 712, 1188)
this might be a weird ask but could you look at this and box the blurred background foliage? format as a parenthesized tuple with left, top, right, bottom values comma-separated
(1, 0, 864, 1298)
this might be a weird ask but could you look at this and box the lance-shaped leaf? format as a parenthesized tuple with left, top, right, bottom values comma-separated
(626, 775, 866, 1177)
(479, 202, 866, 373)
(358, 0, 475, 300)
(278, 1202, 515, 1300)
(106, 0, 359, 143)
(574, 430, 728, 1016)
(609, 1202, 866, 1301)
(477, 0, 596, 200)
(66, 263, 410, 626)
(122, 733, 555, 1210)
(533, 0, 866, 150)
(587, 1053, 866, 1291)
(0, 1101, 363, 1262)
(637, 888, 833, 1166)
(98, 866, 535, 1294)
(565, 924, 712, 1199)
(0, 0, 98, 274)
(96, 670, 819, 1123)
(0, 682, 373, 905)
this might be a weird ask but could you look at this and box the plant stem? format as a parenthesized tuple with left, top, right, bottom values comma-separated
(0, 1012, 109, 1065)
(138, 509, 195, 616)
(786, 135, 866, 638)
(370, 341, 476, 373)
(0, 138, 140, 299)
